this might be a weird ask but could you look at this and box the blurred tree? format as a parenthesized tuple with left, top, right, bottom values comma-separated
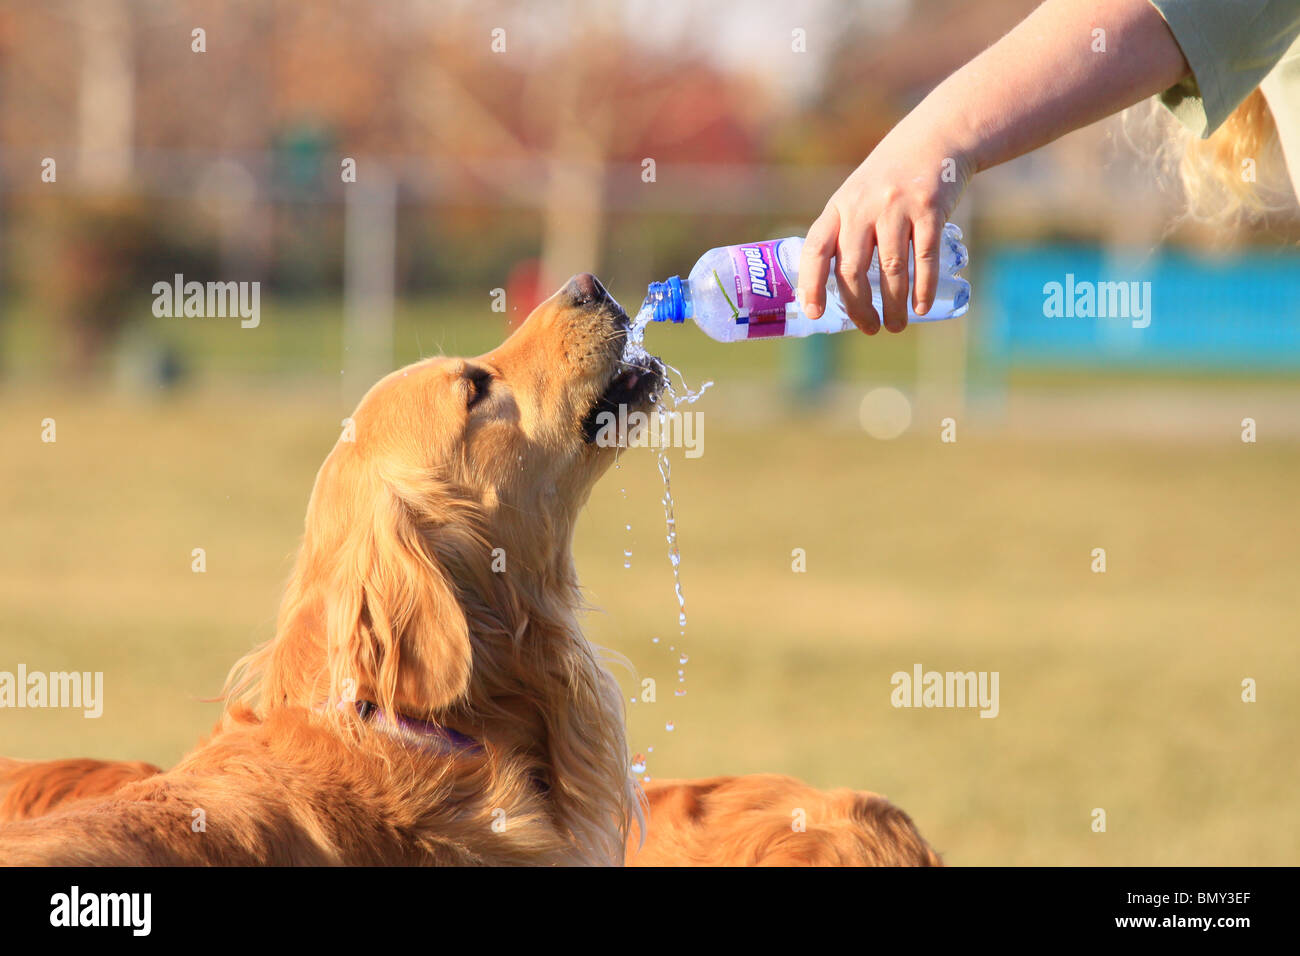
(778, 0, 1041, 166)
(1, 0, 780, 308)
(22, 195, 180, 378)
(399, 0, 764, 289)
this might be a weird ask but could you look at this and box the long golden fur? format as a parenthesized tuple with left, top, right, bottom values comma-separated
(0, 276, 940, 866)
(630, 776, 941, 866)
(0, 757, 161, 823)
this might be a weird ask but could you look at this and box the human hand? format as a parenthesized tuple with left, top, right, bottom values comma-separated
(798, 128, 973, 335)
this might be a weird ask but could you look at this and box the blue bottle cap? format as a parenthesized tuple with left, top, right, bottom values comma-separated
(646, 276, 686, 323)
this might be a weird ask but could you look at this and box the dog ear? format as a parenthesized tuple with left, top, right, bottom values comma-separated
(326, 483, 473, 720)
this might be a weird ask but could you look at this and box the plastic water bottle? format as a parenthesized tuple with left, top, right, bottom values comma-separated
(642, 223, 970, 342)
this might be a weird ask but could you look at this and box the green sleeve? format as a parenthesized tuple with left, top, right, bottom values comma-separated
(1148, 0, 1300, 136)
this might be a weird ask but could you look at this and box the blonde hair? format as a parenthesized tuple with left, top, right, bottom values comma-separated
(1133, 88, 1293, 224)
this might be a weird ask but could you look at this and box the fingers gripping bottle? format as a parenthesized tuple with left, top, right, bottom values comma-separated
(642, 223, 970, 341)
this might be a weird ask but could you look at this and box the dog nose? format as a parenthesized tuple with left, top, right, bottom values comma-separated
(564, 272, 610, 307)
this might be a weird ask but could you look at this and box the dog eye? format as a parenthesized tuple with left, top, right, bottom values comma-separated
(465, 368, 492, 410)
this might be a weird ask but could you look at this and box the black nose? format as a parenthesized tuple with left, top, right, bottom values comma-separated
(564, 272, 610, 307)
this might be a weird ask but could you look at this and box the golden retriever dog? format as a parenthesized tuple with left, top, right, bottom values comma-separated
(0, 275, 940, 866)
(630, 776, 940, 866)
(0, 757, 162, 823)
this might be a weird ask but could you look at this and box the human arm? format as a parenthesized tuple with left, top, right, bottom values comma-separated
(798, 0, 1191, 333)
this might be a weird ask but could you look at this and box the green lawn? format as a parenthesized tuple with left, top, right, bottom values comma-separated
(1, 297, 1297, 865)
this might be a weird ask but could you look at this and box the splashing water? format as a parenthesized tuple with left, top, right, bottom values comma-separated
(621, 486, 633, 571)
(624, 302, 711, 637)
(624, 301, 713, 413)
(622, 298, 713, 741)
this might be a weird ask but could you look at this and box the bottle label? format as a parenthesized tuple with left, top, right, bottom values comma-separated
(727, 240, 795, 338)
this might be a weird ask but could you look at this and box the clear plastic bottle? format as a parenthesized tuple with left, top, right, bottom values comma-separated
(642, 223, 970, 341)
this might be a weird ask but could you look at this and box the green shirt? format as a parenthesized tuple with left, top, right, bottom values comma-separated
(1149, 0, 1300, 198)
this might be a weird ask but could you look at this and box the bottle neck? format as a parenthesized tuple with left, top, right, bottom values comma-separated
(646, 276, 690, 323)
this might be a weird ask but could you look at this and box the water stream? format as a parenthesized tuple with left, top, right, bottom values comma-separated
(621, 303, 712, 761)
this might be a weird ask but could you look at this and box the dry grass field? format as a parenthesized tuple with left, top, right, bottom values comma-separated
(2, 297, 1297, 865)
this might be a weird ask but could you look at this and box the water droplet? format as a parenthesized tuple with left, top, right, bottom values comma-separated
(665, 721, 675, 732)
(679, 653, 689, 665)
(630, 753, 647, 774)
(674, 689, 686, 696)
(651, 637, 659, 644)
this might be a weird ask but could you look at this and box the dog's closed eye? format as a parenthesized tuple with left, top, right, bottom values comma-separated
(464, 367, 493, 411)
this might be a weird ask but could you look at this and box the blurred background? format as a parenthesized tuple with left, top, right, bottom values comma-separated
(2, 0, 1298, 864)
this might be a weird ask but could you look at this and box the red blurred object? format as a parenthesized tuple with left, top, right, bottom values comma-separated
(505, 259, 545, 329)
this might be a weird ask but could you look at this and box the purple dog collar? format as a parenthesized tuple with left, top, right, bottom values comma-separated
(353, 700, 482, 754)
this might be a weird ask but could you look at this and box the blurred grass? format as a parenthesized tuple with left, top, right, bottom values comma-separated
(0, 292, 926, 385)
(7, 290, 1295, 391)
(593, 422, 1300, 866)
(1, 297, 1297, 865)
